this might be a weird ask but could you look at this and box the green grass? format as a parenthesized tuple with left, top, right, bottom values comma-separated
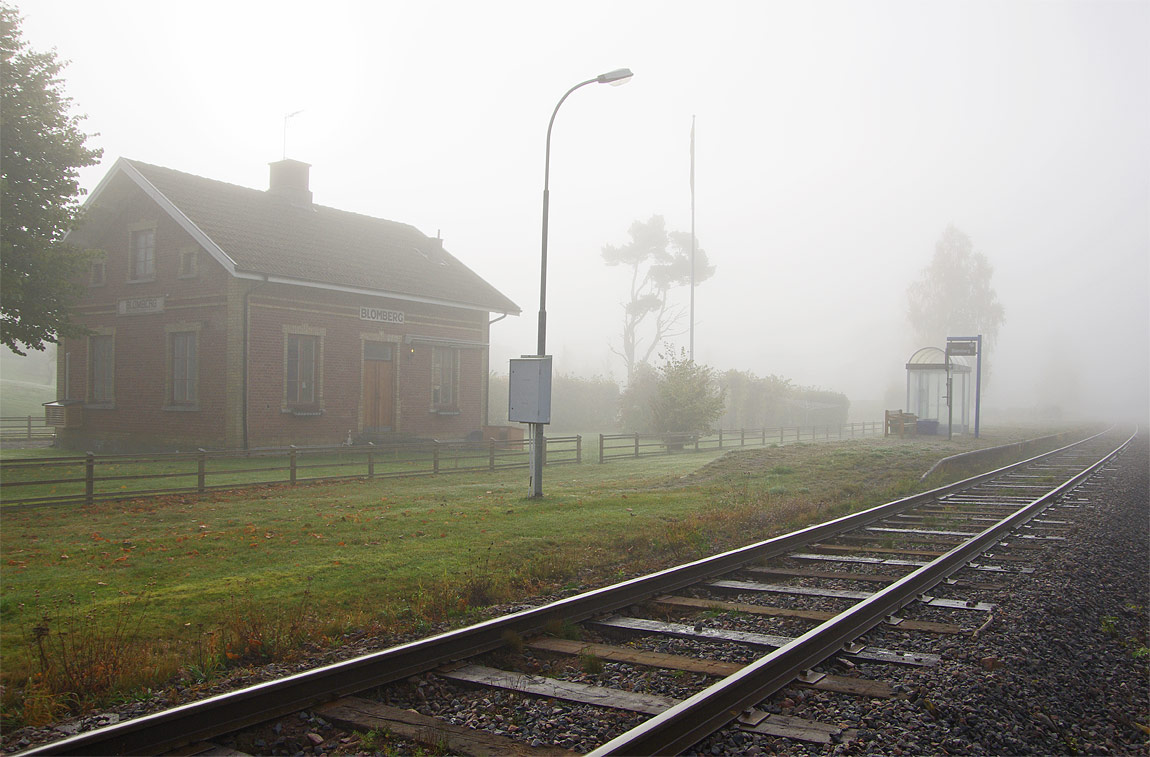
(0, 426, 1075, 728)
(0, 444, 565, 505)
(0, 380, 54, 419)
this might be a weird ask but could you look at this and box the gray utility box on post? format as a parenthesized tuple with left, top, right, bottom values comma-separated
(508, 356, 552, 424)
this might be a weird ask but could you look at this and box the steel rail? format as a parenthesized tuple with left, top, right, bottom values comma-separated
(22, 427, 1119, 756)
(589, 427, 1135, 756)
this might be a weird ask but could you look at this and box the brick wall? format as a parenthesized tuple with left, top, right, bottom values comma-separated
(57, 180, 231, 450)
(245, 285, 490, 446)
(57, 176, 497, 450)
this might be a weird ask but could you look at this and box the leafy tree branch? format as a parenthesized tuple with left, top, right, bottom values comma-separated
(1, 3, 102, 355)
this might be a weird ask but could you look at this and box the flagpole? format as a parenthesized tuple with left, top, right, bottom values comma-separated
(690, 115, 696, 361)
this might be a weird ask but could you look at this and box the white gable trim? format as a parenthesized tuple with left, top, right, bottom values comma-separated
(120, 160, 240, 272)
(71, 157, 240, 274)
(73, 158, 520, 317)
(244, 271, 517, 315)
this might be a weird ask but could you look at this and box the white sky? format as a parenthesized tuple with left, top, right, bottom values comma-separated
(14, 0, 1150, 421)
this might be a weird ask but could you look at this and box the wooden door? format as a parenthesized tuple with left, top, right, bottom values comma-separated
(362, 343, 395, 432)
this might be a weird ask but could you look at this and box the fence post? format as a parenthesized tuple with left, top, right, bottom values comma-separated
(780, 427, 784, 444)
(368, 443, 375, 478)
(761, 427, 766, 446)
(289, 446, 297, 485)
(718, 428, 723, 449)
(197, 448, 207, 493)
(85, 452, 95, 505)
(27, 416, 33, 440)
(634, 433, 639, 458)
(740, 428, 745, 447)
(825, 426, 829, 441)
(599, 434, 605, 464)
(694, 434, 699, 452)
(576, 435, 582, 464)
(489, 439, 496, 471)
(432, 441, 440, 474)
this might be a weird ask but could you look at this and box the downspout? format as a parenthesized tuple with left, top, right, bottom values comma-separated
(242, 277, 268, 450)
(484, 312, 510, 428)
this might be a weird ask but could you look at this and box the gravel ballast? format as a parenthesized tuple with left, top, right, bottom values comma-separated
(691, 432, 1149, 756)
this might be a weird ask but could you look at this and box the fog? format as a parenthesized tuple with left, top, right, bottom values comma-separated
(16, 0, 1149, 422)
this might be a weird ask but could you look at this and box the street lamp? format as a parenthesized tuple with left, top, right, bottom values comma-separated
(530, 67, 633, 498)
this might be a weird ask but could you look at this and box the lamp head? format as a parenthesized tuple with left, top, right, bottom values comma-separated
(597, 68, 634, 86)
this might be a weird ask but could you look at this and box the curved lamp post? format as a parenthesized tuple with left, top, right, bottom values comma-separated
(530, 68, 633, 498)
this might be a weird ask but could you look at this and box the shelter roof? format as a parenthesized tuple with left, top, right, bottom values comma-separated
(906, 346, 972, 371)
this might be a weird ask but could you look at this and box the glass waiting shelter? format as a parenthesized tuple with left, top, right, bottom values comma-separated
(905, 347, 973, 433)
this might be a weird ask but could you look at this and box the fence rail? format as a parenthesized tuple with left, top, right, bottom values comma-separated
(0, 436, 583, 508)
(0, 415, 55, 441)
(598, 422, 882, 463)
(0, 421, 883, 507)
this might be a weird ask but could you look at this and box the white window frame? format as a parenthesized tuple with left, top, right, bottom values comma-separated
(165, 324, 201, 410)
(431, 346, 459, 411)
(282, 326, 325, 412)
(178, 247, 199, 279)
(128, 225, 156, 282)
(89, 256, 106, 287)
(87, 329, 115, 407)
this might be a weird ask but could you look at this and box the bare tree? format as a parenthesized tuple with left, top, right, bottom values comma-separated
(602, 215, 714, 381)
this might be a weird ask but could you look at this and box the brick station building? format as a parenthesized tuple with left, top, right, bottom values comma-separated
(51, 158, 519, 450)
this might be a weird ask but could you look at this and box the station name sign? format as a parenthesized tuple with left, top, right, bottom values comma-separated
(359, 307, 405, 325)
(946, 341, 978, 356)
(118, 296, 164, 316)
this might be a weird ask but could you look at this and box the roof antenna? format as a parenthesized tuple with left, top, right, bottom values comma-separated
(283, 110, 305, 159)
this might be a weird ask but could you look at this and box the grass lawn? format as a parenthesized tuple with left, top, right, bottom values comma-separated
(0, 444, 549, 505)
(0, 380, 53, 420)
(0, 426, 1076, 728)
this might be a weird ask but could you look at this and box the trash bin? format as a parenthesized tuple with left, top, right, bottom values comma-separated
(916, 419, 939, 435)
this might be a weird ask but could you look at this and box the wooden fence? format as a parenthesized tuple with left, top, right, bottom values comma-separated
(0, 436, 582, 508)
(1, 420, 885, 507)
(0, 415, 55, 441)
(598, 422, 882, 463)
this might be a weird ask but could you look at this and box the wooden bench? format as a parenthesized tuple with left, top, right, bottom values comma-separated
(885, 410, 917, 437)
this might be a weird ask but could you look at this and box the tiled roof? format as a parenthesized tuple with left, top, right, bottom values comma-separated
(120, 159, 520, 314)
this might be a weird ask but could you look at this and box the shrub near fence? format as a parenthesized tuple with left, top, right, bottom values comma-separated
(598, 422, 881, 463)
(0, 436, 583, 508)
(0, 415, 55, 441)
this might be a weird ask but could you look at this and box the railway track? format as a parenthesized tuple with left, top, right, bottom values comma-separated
(21, 426, 1137, 756)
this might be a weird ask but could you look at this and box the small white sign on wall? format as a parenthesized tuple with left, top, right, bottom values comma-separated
(508, 356, 552, 424)
(118, 296, 164, 315)
(359, 307, 405, 324)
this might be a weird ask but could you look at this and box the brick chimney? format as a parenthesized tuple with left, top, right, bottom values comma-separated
(268, 159, 312, 207)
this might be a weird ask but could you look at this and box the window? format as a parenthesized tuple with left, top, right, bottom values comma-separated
(178, 249, 198, 279)
(364, 341, 392, 361)
(286, 334, 319, 406)
(89, 258, 106, 286)
(431, 347, 457, 410)
(89, 334, 114, 404)
(170, 332, 197, 405)
(129, 228, 155, 281)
